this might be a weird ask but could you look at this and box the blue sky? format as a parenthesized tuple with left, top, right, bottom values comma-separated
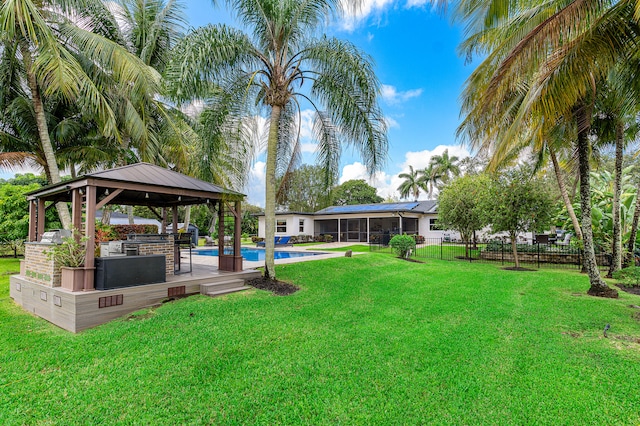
(182, 0, 477, 205)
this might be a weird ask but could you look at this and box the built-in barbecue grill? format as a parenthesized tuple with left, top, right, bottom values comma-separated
(40, 229, 72, 244)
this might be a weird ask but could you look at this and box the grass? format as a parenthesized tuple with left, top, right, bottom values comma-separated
(2, 255, 640, 424)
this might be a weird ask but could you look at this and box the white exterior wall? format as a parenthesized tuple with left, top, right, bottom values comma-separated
(418, 214, 462, 240)
(258, 214, 314, 238)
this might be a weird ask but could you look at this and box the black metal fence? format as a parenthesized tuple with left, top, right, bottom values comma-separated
(370, 236, 611, 270)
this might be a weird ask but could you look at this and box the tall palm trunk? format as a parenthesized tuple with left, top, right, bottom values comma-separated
(264, 105, 281, 279)
(20, 42, 72, 229)
(607, 122, 623, 277)
(549, 147, 582, 240)
(626, 183, 640, 266)
(576, 106, 617, 297)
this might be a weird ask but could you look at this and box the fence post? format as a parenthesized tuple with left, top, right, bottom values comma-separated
(501, 241, 504, 265)
(440, 238, 443, 260)
(537, 243, 540, 269)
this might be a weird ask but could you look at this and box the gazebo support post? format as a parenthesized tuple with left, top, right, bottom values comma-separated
(72, 189, 83, 232)
(218, 201, 224, 256)
(234, 201, 241, 262)
(83, 185, 96, 291)
(172, 206, 178, 234)
(36, 198, 45, 242)
(28, 200, 37, 242)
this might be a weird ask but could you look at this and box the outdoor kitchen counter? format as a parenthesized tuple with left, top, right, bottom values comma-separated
(94, 255, 166, 290)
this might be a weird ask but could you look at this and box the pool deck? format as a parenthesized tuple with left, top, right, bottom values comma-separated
(190, 242, 365, 269)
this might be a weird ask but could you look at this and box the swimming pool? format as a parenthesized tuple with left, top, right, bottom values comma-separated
(195, 247, 321, 262)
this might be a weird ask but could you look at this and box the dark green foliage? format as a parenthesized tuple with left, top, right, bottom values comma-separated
(0, 183, 38, 240)
(331, 179, 383, 206)
(389, 234, 416, 257)
(0, 173, 48, 186)
(277, 164, 333, 212)
(612, 267, 640, 287)
(486, 168, 554, 236)
(438, 174, 491, 248)
(484, 241, 548, 253)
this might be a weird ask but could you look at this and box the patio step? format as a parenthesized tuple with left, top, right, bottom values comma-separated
(200, 279, 249, 297)
(205, 285, 251, 298)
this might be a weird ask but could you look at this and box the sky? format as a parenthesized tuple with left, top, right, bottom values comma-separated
(0, 0, 477, 207)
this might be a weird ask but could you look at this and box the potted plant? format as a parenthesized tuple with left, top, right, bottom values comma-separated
(46, 230, 88, 291)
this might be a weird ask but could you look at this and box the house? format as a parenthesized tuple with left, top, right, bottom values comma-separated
(257, 201, 460, 243)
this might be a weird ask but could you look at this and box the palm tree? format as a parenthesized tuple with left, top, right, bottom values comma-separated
(1, 0, 160, 228)
(167, 0, 387, 279)
(429, 149, 460, 185)
(454, 0, 631, 297)
(397, 166, 423, 200)
(418, 163, 441, 200)
(592, 72, 640, 277)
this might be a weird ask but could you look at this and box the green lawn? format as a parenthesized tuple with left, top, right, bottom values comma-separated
(1, 255, 640, 424)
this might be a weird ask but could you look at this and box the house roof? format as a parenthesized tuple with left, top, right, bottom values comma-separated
(27, 163, 244, 206)
(95, 210, 161, 227)
(314, 200, 437, 215)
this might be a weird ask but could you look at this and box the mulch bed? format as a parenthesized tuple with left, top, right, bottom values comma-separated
(397, 257, 425, 264)
(503, 266, 536, 271)
(616, 284, 640, 296)
(247, 277, 299, 296)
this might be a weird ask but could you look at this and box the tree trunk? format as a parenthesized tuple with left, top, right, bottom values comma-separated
(127, 205, 134, 225)
(264, 105, 282, 279)
(208, 204, 218, 236)
(607, 123, 623, 277)
(510, 232, 520, 269)
(101, 205, 112, 225)
(576, 107, 617, 297)
(20, 42, 72, 229)
(184, 206, 191, 230)
(549, 147, 582, 240)
(626, 183, 640, 267)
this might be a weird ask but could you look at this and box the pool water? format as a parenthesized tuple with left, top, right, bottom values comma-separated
(195, 247, 320, 262)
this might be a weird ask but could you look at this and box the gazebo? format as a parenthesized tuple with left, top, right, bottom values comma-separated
(11, 163, 258, 332)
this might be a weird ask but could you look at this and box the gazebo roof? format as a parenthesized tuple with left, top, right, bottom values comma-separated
(27, 163, 244, 207)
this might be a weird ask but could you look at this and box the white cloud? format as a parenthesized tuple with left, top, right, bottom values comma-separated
(245, 161, 266, 207)
(338, 145, 472, 202)
(339, 162, 395, 200)
(385, 116, 400, 129)
(380, 84, 423, 105)
(406, 0, 430, 7)
(401, 145, 470, 171)
(339, 0, 395, 30)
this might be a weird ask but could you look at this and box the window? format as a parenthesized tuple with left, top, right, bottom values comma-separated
(276, 220, 287, 233)
(429, 218, 442, 231)
(299, 219, 305, 233)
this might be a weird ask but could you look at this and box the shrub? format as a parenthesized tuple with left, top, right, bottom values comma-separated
(111, 224, 159, 240)
(389, 234, 416, 258)
(324, 235, 333, 243)
(612, 267, 640, 288)
(45, 230, 88, 268)
(483, 241, 548, 253)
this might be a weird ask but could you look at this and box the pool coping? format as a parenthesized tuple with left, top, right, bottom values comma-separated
(189, 243, 365, 269)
